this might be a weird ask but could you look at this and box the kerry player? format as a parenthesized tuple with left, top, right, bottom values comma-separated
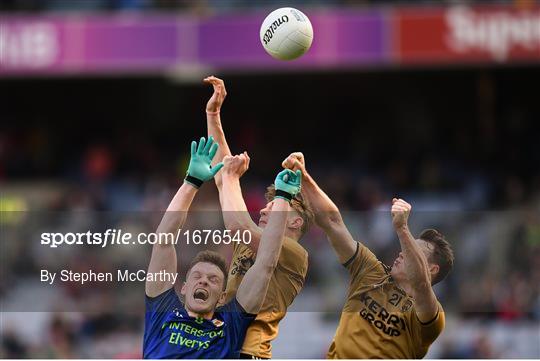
(203, 76, 314, 359)
(143, 136, 302, 359)
(283, 152, 454, 359)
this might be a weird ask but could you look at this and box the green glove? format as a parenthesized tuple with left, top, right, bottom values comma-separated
(185, 136, 224, 188)
(274, 169, 302, 202)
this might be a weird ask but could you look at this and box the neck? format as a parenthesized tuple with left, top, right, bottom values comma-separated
(284, 229, 299, 242)
(393, 277, 414, 296)
(186, 308, 214, 320)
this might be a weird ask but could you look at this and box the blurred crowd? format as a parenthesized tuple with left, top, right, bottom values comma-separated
(1, 0, 538, 13)
(1, 67, 539, 358)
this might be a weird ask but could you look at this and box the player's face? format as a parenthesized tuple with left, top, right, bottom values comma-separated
(391, 240, 433, 281)
(258, 201, 274, 227)
(182, 262, 225, 315)
(259, 200, 301, 229)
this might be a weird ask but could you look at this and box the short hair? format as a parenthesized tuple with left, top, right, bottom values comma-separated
(265, 184, 314, 238)
(419, 229, 454, 285)
(186, 250, 228, 290)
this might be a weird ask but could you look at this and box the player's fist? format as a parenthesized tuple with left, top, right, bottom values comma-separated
(222, 152, 250, 178)
(186, 136, 223, 188)
(203, 75, 227, 113)
(282, 152, 306, 173)
(274, 169, 302, 202)
(391, 198, 411, 229)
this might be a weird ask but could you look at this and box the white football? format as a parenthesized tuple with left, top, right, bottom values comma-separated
(260, 7, 314, 61)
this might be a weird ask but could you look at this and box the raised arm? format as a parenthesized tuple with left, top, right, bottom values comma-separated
(146, 137, 223, 297)
(220, 153, 263, 252)
(203, 76, 232, 190)
(282, 152, 357, 264)
(236, 169, 302, 314)
(203, 76, 264, 253)
(391, 198, 439, 322)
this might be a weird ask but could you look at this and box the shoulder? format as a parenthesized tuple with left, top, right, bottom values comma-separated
(218, 298, 257, 324)
(144, 288, 183, 332)
(278, 237, 308, 276)
(145, 287, 181, 311)
(283, 237, 308, 258)
(344, 242, 385, 274)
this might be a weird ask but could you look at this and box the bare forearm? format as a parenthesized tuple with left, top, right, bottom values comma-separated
(220, 175, 251, 223)
(207, 114, 231, 187)
(391, 199, 439, 321)
(147, 182, 197, 297)
(236, 199, 288, 313)
(395, 225, 431, 286)
(220, 175, 261, 250)
(302, 172, 357, 263)
(156, 182, 198, 236)
(302, 172, 342, 228)
(253, 199, 288, 268)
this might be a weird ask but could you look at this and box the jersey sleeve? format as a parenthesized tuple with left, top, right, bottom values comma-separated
(411, 304, 445, 346)
(343, 242, 383, 283)
(145, 287, 178, 326)
(222, 298, 257, 356)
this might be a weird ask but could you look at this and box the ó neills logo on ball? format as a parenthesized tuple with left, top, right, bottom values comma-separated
(262, 15, 289, 45)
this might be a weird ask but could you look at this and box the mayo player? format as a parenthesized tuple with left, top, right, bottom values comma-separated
(143, 136, 302, 359)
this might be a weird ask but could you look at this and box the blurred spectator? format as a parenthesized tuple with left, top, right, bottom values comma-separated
(0, 0, 531, 13)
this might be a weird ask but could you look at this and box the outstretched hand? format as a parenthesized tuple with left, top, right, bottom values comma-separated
(203, 76, 227, 113)
(186, 136, 224, 187)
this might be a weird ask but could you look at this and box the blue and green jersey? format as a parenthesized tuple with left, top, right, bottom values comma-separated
(143, 288, 255, 359)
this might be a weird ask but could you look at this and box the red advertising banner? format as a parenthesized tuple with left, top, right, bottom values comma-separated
(395, 6, 540, 64)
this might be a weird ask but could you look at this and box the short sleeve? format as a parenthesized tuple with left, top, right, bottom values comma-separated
(412, 305, 445, 346)
(145, 287, 178, 326)
(221, 297, 256, 326)
(220, 298, 256, 355)
(343, 242, 383, 282)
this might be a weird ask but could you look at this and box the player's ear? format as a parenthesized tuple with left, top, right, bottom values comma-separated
(429, 264, 440, 281)
(288, 214, 304, 231)
(217, 291, 227, 307)
(180, 281, 187, 296)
